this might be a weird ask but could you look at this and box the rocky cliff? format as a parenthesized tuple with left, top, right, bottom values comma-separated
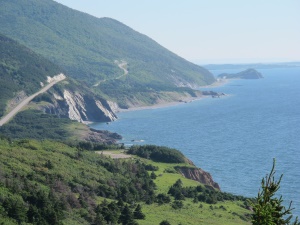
(40, 88, 118, 123)
(176, 166, 220, 190)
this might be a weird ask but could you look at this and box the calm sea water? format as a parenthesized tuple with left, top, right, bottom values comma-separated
(91, 67, 300, 216)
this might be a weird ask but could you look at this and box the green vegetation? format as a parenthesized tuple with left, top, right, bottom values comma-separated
(217, 68, 263, 79)
(0, 0, 215, 107)
(0, 110, 74, 141)
(0, 137, 155, 224)
(0, 33, 62, 117)
(128, 145, 187, 163)
(251, 159, 299, 225)
(168, 179, 248, 204)
(0, 109, 121, 145)
(0, 137, 253, 224)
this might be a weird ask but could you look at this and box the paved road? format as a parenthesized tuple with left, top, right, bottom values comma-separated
(0, 75, 66, 126)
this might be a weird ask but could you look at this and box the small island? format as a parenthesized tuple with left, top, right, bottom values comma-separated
(218, 68, 263, 79)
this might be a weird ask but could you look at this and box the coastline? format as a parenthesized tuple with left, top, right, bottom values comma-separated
(117, 95, 207, 112)
(200, 78, 229, 88)
(117, 79, 229, 113)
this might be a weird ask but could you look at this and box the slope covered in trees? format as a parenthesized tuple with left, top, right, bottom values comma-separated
(0, 0, 215, 108)
(0, 33, 62, 117)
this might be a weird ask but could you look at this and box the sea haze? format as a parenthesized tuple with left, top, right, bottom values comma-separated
(91, 67, 300, 217)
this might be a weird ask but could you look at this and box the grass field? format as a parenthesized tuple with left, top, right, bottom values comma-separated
(139, 200, 251, 225)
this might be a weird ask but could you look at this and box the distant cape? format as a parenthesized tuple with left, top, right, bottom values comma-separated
(218, 68, 263, 79)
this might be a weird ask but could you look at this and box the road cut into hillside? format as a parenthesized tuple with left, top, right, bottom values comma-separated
(0, 74, 66, 126)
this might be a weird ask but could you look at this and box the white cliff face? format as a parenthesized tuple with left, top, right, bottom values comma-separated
(58, 89, 117, 123)
(107, 100, 120, 113)
(63, 90, 88, 122)
(95, 100, 116, 122)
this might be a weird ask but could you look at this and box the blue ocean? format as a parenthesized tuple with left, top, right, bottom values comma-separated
(91, 67, 300, 217)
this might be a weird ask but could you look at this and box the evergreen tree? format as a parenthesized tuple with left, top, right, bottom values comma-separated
(133, 204, 145, 220)
(150, 171, 157, 179)
(251, 159, 299, 225)
(118, 205, 137, 225)
(94, 212, 107, 225)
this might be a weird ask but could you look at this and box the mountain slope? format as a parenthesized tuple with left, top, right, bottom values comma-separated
(0, 0, 215, 104)
(0, 33, 62, 117)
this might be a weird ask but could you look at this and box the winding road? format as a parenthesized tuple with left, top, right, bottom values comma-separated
(0, 74, 66, 126)
(93, 61, 128, 87)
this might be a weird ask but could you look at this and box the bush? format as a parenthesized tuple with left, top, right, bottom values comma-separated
(171, 200, 184, 210)
(160, 220, 171, 225)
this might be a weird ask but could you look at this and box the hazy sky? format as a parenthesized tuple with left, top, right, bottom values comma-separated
(54, 0, 300, 64)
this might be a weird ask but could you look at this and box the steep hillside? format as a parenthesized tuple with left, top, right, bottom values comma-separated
(0, 33, 62, 117)
(0, 34, 116, 123)
(0, 0, 215, 107)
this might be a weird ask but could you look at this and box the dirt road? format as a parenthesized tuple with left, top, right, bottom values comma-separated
(96, 151, 132, 159)
(0, 74, 66, 126)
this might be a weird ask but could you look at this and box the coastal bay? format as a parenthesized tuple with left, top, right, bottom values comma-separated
(90, 67, 300, 217)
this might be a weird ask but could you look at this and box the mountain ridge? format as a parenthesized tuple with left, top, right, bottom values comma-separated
(0, 0, 215, 109)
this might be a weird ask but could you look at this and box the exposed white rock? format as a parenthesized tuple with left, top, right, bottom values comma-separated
(107, 100, 119, 113)
(63, 90, 87, 122)
(95, 100, 117, 121)
(47, 73, 66, 83)
(53, 93, 63, 100)
(45, 87, 117, 123)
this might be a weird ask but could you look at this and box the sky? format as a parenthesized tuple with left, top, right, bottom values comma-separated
(54, 0, 300, 64)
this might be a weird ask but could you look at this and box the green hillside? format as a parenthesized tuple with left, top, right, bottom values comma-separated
(0, 0, 215, 106)
(0, 138, 251, 225)
(0, 33, 62, 117)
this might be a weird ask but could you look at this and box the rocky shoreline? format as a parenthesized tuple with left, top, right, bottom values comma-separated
(81, 128, 122, 144)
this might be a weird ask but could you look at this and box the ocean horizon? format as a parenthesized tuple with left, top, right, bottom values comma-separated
(91, 67, 300, 217)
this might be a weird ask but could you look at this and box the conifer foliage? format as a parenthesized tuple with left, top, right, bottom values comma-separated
(251, 159, 299, 225)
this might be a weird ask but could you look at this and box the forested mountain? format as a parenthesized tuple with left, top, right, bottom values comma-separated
(0, 34, 117, 123)
(0, 33, 62, 117)
(0, 0, 215, 108)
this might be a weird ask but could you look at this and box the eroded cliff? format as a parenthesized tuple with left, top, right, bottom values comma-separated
(176, 166, 220, 190)
(41, 88, 117, 123)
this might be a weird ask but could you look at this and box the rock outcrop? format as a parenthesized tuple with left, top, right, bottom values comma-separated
(82, 128, 122, 144)
(41, 89, 118, 123)
(176, 166, 220, 190)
